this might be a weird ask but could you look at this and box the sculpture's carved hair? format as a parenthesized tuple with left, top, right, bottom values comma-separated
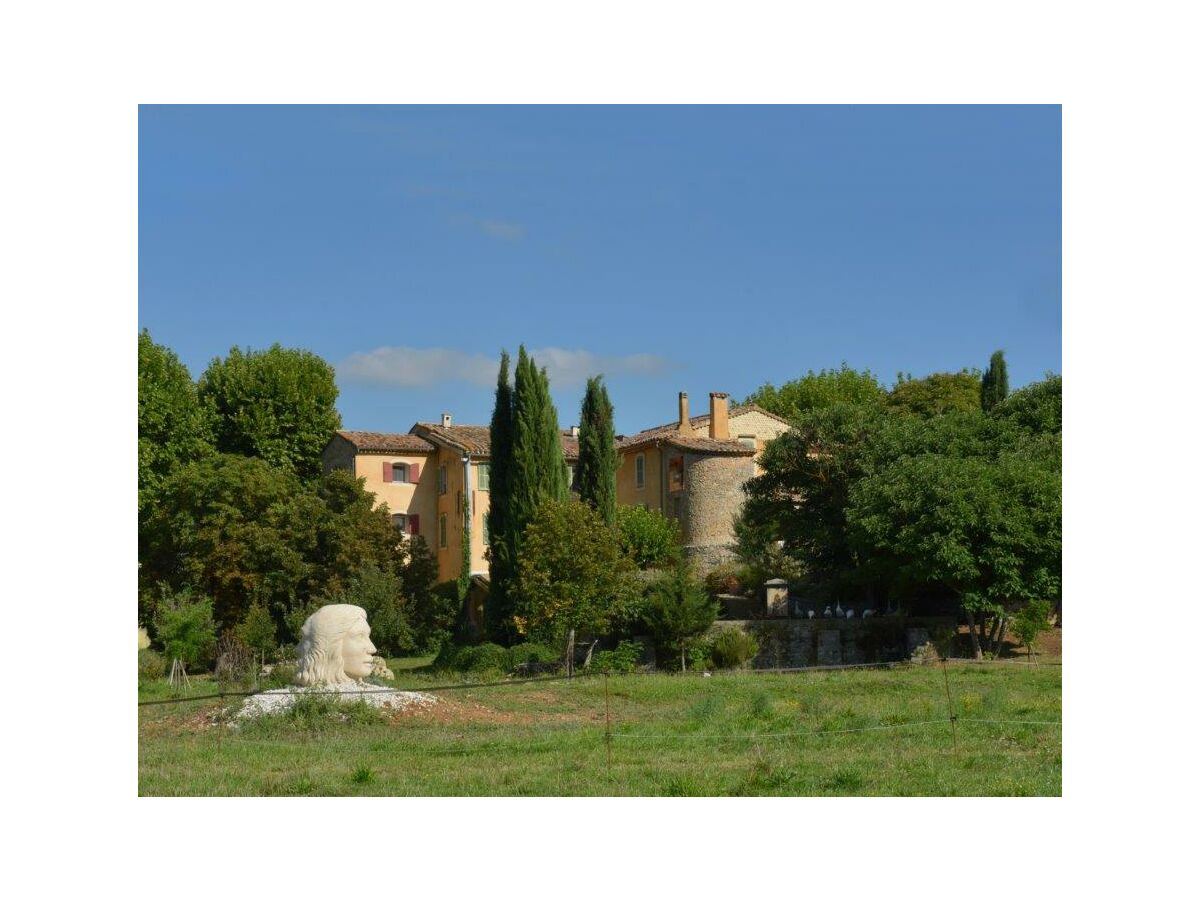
(295, 604, 369, 686)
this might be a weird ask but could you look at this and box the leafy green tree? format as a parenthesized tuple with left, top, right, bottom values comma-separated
(575, 375, 618, 525)
(514, 500, 638, 647)
(992, 373, 1061, 434)
(236, 601, 278, 660)
(887, 370, 982, 418)
(197, 343, 341, 481)
(321, 562, 414, 657)
(740, 402, 890, 586)
(642, 561, 719, 671)
(138, 330, 212, 516)
(403, 536, 457, 652)
(744, 364, 886, 420)
(154, 590, 218, 669)
(615, 505, 681, 569)
(845, 448, 1060, 658)
(140, 454, 403, 635)
(1009, 598, 1053, 662)
(980, 350, 1009, 412)
(485, 350, 517, 642)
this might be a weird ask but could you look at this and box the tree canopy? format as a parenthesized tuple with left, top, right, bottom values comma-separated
(887, 370, 982, 418)
(139, 454, 407, 635)
(740, 401, 1061, 630)
(514, 499, 638, 646)
(744, 364, 886, 421)
(991, 373, 1061, 435)
(138, 330, 212, 516)
(197, 343, 341, 481)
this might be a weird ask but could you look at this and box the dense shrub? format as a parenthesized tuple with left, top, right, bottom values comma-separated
(506, 643, 560, 669)
(404, 538, 454, 652)
(435, 642, 511, 674)
(704, 564, 743, 597)
(236, 602, 277, 661)
(711, 629, 760, 669)
(138, 648, 166, 681)
(591, 640, 643, 674)
(616, 505, 681, 569)
(642, 562, 719, 672)
(214, 633, 255, 687)
(154, 589, 218, 670)
(687, 638, 715, 673)
(321, 563, 414, 657)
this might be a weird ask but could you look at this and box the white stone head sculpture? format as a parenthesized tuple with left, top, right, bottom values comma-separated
(295, 604, 377, 686)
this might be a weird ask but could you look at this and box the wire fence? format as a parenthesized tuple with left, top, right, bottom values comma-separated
(139, 655, 1062, 784)
(138, 652, 1062, 708)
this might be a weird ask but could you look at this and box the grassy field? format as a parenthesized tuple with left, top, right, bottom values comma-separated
(138, 658, 1061, 796)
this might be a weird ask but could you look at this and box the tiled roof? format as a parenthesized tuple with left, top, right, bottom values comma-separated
(629, 403, 792, 440)
(617, 433, 755, 457)
(334, 431, 435, 454)
(412, 423, 581, 461)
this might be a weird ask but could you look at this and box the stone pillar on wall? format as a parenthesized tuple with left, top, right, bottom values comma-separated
(764, 579, 788, 617)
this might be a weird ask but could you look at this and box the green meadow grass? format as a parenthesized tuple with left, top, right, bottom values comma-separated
(138, 662, 1061, 796)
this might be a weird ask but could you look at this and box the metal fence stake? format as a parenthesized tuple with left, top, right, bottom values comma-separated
(941, 657, 958, 756)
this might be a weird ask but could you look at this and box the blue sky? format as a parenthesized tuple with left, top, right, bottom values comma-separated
(139, 105, 1060, 435)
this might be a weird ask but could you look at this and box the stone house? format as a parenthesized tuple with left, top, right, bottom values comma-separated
(614, 393, 791, 570)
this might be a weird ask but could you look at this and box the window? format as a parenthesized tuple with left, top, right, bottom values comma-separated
(739, 434, 756, 450)
(383, 461, 416, 483)
(439, 513, 448, 548)
(437, 464, 448, 495)
(668, 455, 684, 492)
(567, 464, 576, 491)
(477, 463, 490, 491)
(391, 513, 407, 531)
(635, 454, 645, 489)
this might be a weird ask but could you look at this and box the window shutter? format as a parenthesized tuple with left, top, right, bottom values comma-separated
(409, 514, 420, 535)
(410, 463, 420, 482)
(382, 461, 392, 482)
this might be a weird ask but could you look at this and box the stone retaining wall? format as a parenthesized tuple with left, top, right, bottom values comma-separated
(708, 618, 956, 669)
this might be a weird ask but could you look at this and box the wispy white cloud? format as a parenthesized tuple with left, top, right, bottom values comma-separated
(477, 218, 525, 241)
(338, 347, 675, 388)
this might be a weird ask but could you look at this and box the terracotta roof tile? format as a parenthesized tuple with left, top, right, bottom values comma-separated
(629, 403, 792, 441)
(617, 433, 755, 456)
(334, 431, 436, 454)
(412, 423, 581, 461)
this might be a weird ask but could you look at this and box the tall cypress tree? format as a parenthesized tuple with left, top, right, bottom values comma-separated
(576, 375, 617, 525)
(485, 351, 516, 642)
(981, 349, 1010, 412)
(490, 347, 568, 641)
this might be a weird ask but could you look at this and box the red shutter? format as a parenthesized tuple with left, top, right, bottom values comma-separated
(409, 514, 420, 535)
(410, 463, 420, 482)
(382, 461, 392, 482)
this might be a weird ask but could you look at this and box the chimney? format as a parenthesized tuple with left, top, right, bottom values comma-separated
(441, 412, 452, 428)
(570, 425, 580, 438)
(708, 392, 729, 440)
(677, 392, 694, 435)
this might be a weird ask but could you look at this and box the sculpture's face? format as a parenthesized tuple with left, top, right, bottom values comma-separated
(340, 621, 377, 680)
